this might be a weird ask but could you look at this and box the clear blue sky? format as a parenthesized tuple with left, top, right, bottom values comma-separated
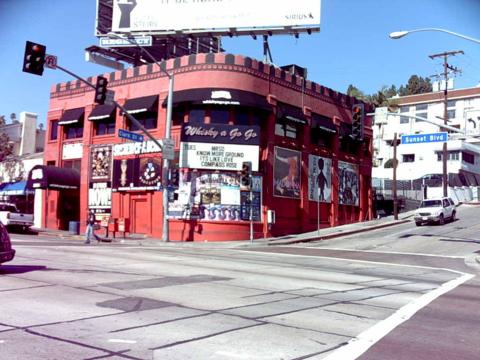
(1, 0, 479, 126)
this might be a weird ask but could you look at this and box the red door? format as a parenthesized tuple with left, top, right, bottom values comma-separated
(132, 199, 149, 234)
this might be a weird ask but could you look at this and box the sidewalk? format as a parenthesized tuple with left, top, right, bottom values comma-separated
(32, 211, 414, 247)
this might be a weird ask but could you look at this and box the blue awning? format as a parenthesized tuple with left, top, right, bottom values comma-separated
(0, 181, 33, 196)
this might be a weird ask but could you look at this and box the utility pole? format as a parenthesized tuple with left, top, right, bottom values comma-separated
(393, 133, 398, 220)
(429, 50, 463, 197)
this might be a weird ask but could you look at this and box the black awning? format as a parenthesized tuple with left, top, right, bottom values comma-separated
(27, 165, 80, 190)
(312, 114, 336, 133)
(58, 108, 84, 125)
(162, 88, 271, 110)
(277, 103, 307, 125)
(123, 95, 158, 114)
(88, 104, 116, 120)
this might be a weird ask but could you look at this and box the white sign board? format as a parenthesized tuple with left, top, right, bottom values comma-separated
(113, 140, 162, 156)
(111, 0, 321, 35)
(180, 142, 259, 171)
(161, 138, 175, 160)
(62, 142, 83, 160)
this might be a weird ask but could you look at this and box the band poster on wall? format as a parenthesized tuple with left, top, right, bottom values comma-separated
(111, 157, 162, 191)
(338, 161, 359, 206)
(89, 145, 113, 215)
(308, 155, 332, 202)
(273, 147, 301, 198)
(168, 171, 262, 222)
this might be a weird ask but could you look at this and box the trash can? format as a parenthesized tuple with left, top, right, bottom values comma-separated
(68, 221, 80, 235)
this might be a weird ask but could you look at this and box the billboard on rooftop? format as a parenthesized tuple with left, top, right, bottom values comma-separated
(98, 0, 321, 38)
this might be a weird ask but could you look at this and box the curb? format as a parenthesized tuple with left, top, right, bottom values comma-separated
(268, 219, 410, 246)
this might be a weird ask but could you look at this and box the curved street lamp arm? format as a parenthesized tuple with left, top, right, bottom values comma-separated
(390, 28, 480, 44)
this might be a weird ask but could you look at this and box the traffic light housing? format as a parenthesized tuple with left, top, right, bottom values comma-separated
(170, 168, 179, 186)
(240, 161, 252, 188)
(94, 76, 108, 104)
(351, 103, 365, 140)
(22, 41, 46, 76)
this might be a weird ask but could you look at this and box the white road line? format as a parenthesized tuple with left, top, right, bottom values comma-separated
(291, 246, 466, 259)
(323, 272, 475, 360)
(108, 339, 137, 344)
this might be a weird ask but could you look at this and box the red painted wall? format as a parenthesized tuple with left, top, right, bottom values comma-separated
(43, 53, 373, 241)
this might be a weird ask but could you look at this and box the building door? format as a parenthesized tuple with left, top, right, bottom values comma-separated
(132, 198, 149, 234)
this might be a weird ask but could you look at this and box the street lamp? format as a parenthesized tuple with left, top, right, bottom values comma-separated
(389, 28, 480, 44)
(107, 32, 174, 242)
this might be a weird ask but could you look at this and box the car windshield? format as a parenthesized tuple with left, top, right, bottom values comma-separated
(420, 200, 442, 207)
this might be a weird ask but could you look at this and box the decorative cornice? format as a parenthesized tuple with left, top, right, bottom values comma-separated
(50, 54, 359, 111)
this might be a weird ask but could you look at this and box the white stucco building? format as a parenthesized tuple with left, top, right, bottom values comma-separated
(373, 85, 480, 199)
(0, 112, 45, 227)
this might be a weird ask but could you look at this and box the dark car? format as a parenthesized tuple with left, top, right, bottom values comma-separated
(0, 221, 15, 264)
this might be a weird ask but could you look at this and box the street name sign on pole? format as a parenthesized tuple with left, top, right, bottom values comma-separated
(161, 138, 175, 160)
(99, 36, 153, 47)
(118, 129, 145, 142)
(401, 132, 448, 145)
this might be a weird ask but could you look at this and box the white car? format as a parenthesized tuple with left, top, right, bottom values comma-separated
(414, 197, 456, 226)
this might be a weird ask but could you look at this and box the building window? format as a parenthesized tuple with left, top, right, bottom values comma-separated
(63, 159, 81, 172)
(210, 109, 230, 124)
(462, 151, 475, 164)
(64, 122, 83, 139)
(415, 104, 428, 122)
(95, 118, 116, 136)
(400, 115, 410, 124)
(311, 129, 333, 148)
(173, 107, 186, 126)
(235, 108, 250, 125)
(188, 108, 206, 123)
(447, 109, 456, 119)
(128, 112, 157, 131)
(275, 121, 298, 139)
(402, 154, 415, 162)
(437, 150, 460, 161)
(447, 124, 460, 134)
(50, 120, 58, 140)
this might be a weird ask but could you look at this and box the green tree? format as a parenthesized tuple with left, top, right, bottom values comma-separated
(398, 75, 432, 96)
(346, 84, 367, 101)
(0, 115, 13, 162)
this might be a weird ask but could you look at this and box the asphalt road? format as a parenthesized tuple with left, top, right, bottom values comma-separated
(1, 204, 479, 359)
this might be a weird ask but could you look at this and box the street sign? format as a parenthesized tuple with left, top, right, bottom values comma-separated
(161, 138, 175, 160)
(401, 132, 448, 145)
(45, 54, 57, 69)
(118, 129, 144, 142)
(99, 36, 153, 48)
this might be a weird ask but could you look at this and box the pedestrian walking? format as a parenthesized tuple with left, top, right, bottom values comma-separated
(85, 210, 96, 244)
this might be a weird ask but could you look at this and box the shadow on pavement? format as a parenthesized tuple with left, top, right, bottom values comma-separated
(0, 265, 47, 274)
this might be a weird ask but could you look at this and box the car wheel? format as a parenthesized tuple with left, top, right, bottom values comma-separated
(415, 221, 422, 226)
(439, 214, 445, 225)
(450, 211, 456, 222)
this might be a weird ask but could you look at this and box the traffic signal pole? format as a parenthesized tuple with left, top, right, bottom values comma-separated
(53, 64, 163, 153)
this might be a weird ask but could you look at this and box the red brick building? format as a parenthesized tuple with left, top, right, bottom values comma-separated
(39, 53, 374, 241)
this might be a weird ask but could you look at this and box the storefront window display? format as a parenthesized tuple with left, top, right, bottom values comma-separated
(169, 170, 262, 222)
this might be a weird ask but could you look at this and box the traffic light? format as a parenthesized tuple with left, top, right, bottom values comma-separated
(351, 103, 365, 140)
(94, 76, 108, 104)
(240, 161, 252, 188)
(22, 41, 46, 76)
